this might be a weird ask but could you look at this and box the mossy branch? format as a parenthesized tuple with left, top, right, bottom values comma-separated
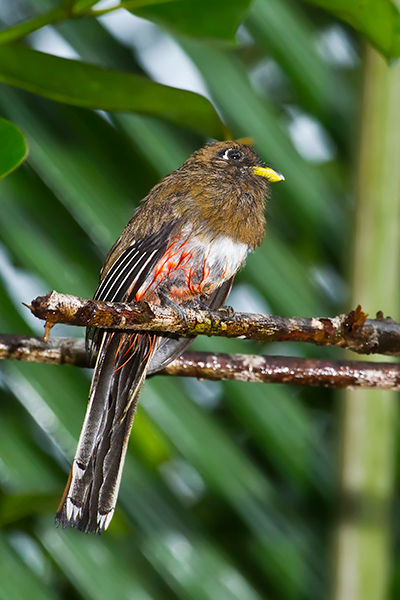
(25, 290, 400, 356)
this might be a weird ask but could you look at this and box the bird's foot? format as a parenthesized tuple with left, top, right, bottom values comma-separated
(218, 305, 235, 318)
(189, 296, 209, 311)
(159, 293, 187, 326)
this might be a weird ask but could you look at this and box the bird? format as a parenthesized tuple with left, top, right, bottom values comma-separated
(55, 140, 284, 533)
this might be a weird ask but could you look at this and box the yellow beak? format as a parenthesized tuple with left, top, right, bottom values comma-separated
(252, 166, 285, 182)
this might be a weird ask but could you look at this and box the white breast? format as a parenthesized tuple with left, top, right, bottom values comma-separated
(183, 232, 249, 283)
(204, 234, 249, 280)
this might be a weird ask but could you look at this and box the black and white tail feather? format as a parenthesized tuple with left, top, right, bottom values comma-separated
(55, 329, 157, 533)
(55, 222, 233, 533)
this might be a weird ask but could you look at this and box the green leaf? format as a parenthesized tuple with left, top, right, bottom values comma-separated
(0, 493, 60, 526)
(303, 0, 400, 60)
(39, 523, 156, 600)
(0, 535, 55, 600)
(0, 117, 27, 179)
(0, 45, 224, 138)
(72, 0, 99, 10)
(129, 0, 251, 40)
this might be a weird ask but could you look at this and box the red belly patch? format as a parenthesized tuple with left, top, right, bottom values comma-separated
(135, 237, 213, 302)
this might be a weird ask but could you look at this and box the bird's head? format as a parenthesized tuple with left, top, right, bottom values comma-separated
(183, 140, 284, 186)
(139, 141, 284, 247)
(162, 141, 284, 247)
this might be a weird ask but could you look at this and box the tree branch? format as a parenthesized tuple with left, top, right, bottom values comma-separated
(1, 334, 400, 391)
(26, 291, 400, 357)
(0, 334, 88, 367)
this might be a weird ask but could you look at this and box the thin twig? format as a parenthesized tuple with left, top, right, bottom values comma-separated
(26, 291, 400, 357)
(1, 334, 400, 390)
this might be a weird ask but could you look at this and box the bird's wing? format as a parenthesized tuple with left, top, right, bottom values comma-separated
(86, 221, 176, 361)
(88, 220, 234, 373)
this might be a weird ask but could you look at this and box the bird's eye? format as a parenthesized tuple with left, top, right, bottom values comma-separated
(219, 148, 244, 161)
(227, 149, 243, 160)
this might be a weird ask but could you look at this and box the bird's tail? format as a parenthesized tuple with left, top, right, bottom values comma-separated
(55, 331, 157, 533)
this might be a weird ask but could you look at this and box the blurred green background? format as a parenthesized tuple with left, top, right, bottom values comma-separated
(0, 1, 400, 599)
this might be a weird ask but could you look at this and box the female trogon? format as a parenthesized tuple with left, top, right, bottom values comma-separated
(56, 141, 284, 533)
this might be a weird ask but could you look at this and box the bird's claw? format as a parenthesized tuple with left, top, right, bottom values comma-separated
(159, 292, 187, 326)
(218, 305, 235, 318)
(189, 296, 209, 311)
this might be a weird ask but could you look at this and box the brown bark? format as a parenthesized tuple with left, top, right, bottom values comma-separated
(26, 291, 400, 357)
(2, 334, 400, 391)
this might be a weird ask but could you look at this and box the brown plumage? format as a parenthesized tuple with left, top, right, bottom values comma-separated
(55, 140, 283, 533)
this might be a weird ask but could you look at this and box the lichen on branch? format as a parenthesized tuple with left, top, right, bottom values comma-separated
(26, 290, 400, 357)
